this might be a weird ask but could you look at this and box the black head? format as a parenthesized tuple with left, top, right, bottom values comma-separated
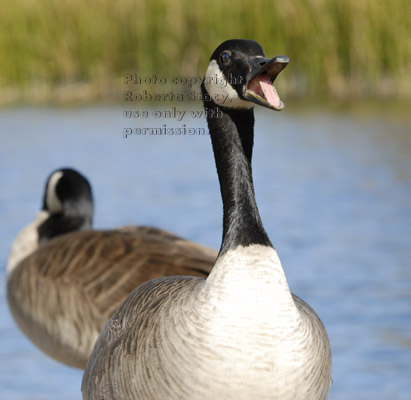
(42, 168, 93, 218)
(37, 168, 93, 242)
(203, 39, 289, 110)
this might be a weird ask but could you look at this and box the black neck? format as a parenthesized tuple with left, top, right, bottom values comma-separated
(202, 85, 273, 255)
(38, 212, 92, 244)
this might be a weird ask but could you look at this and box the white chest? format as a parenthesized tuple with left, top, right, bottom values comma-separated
(149, 246, 318, 399)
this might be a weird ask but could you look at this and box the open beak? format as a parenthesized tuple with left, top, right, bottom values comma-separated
(244, 55, 289, 111)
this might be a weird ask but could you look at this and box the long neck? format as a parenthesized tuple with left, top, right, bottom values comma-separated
(203, 88, 273, 255)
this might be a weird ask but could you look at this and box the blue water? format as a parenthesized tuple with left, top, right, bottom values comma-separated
(0, 105, 410, 399)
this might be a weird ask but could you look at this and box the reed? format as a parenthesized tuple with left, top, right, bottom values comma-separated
(0, 0, 410, 104)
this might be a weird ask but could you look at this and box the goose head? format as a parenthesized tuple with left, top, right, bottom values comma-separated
(203, 39, 289, 111)
(38, 168, 94, 242)
(42, 168, 93, 222)
(7, 168, 93, 276)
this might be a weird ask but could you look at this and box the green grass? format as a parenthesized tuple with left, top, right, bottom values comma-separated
(0, 0, 410, 104)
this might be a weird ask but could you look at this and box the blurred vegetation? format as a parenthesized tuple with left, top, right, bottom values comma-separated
(0, 0, 410, 104)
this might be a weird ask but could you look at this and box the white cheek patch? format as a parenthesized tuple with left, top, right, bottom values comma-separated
(204, 60, 253, 109)
(46, 171, 63, 213)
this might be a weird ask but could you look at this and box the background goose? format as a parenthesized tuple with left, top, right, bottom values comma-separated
(6, 168, 216, 369)
(82, 39, 332, 400)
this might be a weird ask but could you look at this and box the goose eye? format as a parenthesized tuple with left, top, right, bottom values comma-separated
(221, 52, 230, 64)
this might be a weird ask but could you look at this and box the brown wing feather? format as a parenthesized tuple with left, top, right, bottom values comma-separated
(7, 227, 217, 368)
(28, 227, 216, 317)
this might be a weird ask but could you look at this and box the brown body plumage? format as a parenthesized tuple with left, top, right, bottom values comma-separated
(7, 227, 216, 369)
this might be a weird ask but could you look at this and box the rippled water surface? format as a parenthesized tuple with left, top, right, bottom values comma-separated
(0, 106, 410, 399)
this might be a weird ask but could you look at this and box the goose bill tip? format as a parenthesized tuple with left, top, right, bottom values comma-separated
(245, 87, 286, 111)
(245, 56, 289, 111)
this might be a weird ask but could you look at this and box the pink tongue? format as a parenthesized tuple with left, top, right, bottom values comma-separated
(260, 80, 280, 108)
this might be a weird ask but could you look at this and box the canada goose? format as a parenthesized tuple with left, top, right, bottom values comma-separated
(6, 168, 216, 369)
(82, 39, 332, 400)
